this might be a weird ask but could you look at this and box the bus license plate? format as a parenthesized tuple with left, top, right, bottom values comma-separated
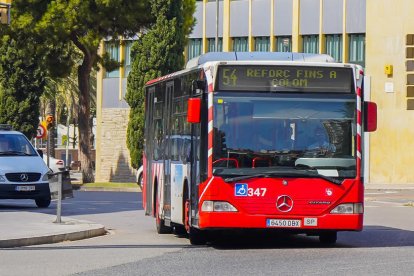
(16, 186, 35, 192)
(267, 219, 301, 228)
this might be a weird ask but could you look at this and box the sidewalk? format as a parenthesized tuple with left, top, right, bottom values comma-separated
(0, 212, 106, 248)
(365, 183, 414, 190)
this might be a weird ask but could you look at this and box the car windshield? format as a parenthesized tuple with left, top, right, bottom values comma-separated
(0, 134, 37, 156)
(213, 92, 356, 179)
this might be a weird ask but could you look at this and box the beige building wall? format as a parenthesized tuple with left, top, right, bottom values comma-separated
(366, 0, 414, 184)
(95, 108, 135, 182)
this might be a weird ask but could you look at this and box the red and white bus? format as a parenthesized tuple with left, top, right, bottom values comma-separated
(142, 52, 377, 245)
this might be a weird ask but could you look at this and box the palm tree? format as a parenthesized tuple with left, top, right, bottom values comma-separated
(41, 66, 96, 170)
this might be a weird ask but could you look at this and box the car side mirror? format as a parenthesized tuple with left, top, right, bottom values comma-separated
(37, 149, 43, 158)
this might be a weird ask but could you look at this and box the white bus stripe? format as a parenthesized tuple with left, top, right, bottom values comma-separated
(208, 92, 213, 109)
(208, 121, 213, 133)
(199, 177, 215, 201)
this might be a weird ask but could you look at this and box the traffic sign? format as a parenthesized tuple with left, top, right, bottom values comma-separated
(36, 124, 47, 139)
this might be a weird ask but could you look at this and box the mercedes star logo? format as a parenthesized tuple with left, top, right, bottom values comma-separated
(20, 173, 29, 182)
(276, 195, 293, 212)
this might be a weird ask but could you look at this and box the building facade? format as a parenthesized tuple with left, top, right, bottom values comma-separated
(96, 0, 414, 185)
(0, 0, 12, 25)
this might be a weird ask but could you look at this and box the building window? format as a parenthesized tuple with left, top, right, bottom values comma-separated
(349, 34, 365, 67)
(188, 38, 202, 60)
(124, 40, 134, 77)
(302, 35, 319, 54)
(232, 37, 248, 52)
(325, 34, 342, 62)
(276, 36, 292, 52)
(207, 38, 223, 52)
(255, 37, 270, 52)
(105, 42, 120, 78)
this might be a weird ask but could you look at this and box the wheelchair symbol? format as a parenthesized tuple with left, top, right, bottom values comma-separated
(235, 183, 248, 196)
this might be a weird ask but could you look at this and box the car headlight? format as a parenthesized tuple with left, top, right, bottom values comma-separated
(0, 175, 5, 182)
(42, 173, 49, 181)
(201, 201, 238, 212)
(330, 203, 363, 214)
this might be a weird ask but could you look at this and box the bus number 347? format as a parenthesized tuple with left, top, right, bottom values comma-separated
(248, 188, 267, 197)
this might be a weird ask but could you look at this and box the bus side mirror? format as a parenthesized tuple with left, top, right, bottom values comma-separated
(364, 101, 377, 132)
(192, 80, 205, 95)
(187, 98, 201, 124)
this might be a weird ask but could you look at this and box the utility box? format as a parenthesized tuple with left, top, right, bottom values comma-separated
(384, 64, 393, 76)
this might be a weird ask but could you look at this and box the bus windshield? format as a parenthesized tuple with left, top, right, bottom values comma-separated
(213, 92, 356, 179)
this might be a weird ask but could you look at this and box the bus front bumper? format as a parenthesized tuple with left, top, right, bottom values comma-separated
(198, 211, 363, 231)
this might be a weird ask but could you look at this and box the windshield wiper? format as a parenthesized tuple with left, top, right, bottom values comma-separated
(224, 169, 343, 185)
(224, 173, 271, 183)
(303, 169, 343, 185)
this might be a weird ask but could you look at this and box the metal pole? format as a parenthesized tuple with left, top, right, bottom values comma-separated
(55, 173, 62, 223)
(215, 0, 219, 51)
(65, 103, 72, 169)
(47, 128, 50, 167)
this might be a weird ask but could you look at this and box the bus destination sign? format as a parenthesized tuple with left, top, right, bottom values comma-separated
(217, 65, 354, 93)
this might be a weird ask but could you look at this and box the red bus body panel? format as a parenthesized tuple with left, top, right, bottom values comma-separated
(198, 177, 363, 231)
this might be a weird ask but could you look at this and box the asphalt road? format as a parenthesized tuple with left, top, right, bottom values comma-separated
(0, 190, 413, 276)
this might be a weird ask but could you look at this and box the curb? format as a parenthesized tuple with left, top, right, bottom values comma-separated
(79, 187, 141, 192)
(0, 226, 107, 248)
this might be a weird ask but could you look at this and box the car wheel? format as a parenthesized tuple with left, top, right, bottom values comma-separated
(35, 198, 51, 208)
(137, 173, 143, 188)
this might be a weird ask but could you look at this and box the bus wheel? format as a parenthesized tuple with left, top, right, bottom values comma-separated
(189, 227, 207, 245)
(155, 189, 171, 234)
(184, 199, 206, 245)
(319, 232, 337, 244)
(173, 225, 187, 236)
(184, 199, 191, 233)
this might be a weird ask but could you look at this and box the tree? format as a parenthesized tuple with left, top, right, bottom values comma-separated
(10, 0, 153, 183)
(126, 0, 196, 169)
(0, 31, 47, 138)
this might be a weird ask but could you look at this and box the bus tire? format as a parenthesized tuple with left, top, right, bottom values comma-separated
(319, 232, 337, 244)
(173, 225, 187, 236)
(189, 227, 207, 245)
(155, 183, 172, 234)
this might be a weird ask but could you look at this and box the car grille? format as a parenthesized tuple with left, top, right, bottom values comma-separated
(5, 173, 41, 182)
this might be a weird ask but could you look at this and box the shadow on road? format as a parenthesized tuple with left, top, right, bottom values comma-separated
(0, 191, 143, 216)
(2, 225, 413, 251)
(207, 226, 414, 249)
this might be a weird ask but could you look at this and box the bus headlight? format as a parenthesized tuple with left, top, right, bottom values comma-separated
(330, 203, 363, 214)
(201, 201, 238, 212)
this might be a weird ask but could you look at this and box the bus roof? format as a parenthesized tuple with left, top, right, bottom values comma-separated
(145, 52, 361, 87)
(185, 52, 335, 69)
